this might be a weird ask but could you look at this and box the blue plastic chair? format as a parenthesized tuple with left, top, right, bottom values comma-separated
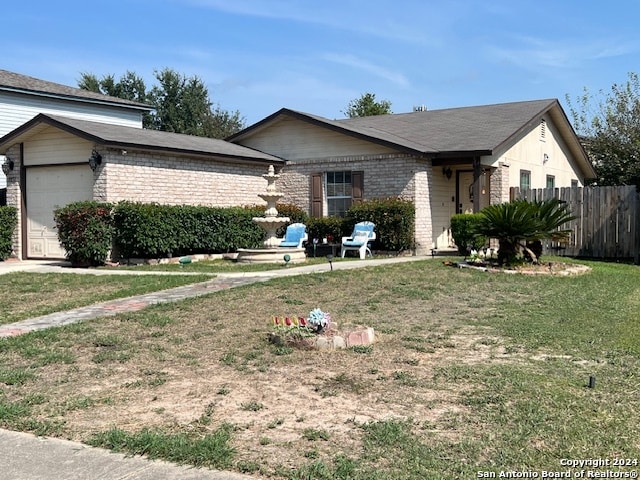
(279, 223, 308, 248)
(341, 221, 376, 259)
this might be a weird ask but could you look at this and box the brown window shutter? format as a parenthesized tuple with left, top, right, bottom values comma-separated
(311, 173, 323, 217)
(352, 171, 364, 204)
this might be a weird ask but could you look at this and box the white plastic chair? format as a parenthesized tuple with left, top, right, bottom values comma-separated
(341, 221, 376, 259)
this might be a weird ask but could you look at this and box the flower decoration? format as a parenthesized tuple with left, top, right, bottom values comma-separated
(307, 308, 331, 332)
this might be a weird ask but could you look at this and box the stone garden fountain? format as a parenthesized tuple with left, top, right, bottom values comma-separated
(236, 165, 306, 264)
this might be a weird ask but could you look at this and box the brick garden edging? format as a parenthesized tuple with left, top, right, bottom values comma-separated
(269, 325, 375, 351)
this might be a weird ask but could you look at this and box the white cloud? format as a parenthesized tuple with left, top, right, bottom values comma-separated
(322, 53, 410, 88)
(488, 35, 640, 70)
(175, 0, 436, 45)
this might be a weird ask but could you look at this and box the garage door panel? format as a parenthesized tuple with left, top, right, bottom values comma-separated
(26, 166, 93, 259)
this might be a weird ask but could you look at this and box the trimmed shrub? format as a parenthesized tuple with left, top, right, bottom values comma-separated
(0, 206, 17, 260)
(112, 202, 266, 259)
(450, 213, 487, 255)
(344, 197, 415, 252)
(306, 216, 347, 244)
(54, 202, 114, 266)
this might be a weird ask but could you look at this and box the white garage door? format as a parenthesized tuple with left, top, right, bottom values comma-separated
(26, 165, 93, 259)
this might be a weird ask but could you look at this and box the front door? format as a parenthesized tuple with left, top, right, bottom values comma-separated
(457, 171, 474, 214)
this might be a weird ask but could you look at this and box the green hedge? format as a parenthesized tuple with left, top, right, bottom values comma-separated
(112, 202, 268, 259)
(0, 206, 17, 260)
(54, 197, 417, 262)
(345, 197, 415, 252)
(450, 213, 487, 255)
(54, 202, 114, 266)
(306, 216, 347, 244)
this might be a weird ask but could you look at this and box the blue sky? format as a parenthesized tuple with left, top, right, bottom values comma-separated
(3, 0, 640, 126)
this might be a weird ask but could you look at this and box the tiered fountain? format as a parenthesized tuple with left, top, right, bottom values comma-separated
(236, 165, 307, 264)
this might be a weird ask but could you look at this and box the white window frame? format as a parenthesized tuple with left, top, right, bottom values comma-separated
(520, 170, 531, 190)
(325, 171, 352, 217)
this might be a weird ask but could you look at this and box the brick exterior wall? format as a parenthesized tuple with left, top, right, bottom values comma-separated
(4, 144, 21, 258)
(489, 162, 510, 205)
(95, 149, 271, 207)
(279, 153, 433, 254)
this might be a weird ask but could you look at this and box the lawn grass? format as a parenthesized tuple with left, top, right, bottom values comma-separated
(103, 255, 355, 273)
(0, 258, 638, 479)
(0, 272, 212, 325)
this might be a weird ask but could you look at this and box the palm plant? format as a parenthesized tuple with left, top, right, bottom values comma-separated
(473, 199, 575, 265)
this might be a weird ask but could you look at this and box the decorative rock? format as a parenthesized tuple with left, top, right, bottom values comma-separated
(332, 335, 346, 349)
(315, 337, 330, 350)
(345, 327, 375, 347)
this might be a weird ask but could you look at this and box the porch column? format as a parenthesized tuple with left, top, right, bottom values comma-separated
(472, 156, 482, 212)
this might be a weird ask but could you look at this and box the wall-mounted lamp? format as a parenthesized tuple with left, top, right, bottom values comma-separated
(442, 166, 452, 180)
(543, 153, 549, 164)
(1, 157, 14, 175)
(88, 149, 102, 171)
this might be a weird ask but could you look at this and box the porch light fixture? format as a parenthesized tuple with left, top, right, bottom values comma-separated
(88, 149, 102, 171)
(1, 157, 14, 175)
(543, 153, 549, 164)
(442, 166, 452, 180)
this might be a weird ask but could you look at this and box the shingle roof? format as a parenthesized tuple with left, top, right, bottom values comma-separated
(0, 114, 283, 164)
(232, 99, 559, 155)
(0, 69, 151, 110)
(229, 98, 596, 178)
(335, 99, 558, 154)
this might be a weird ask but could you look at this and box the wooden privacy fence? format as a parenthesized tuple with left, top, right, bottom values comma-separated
(510, 186, 640, 263)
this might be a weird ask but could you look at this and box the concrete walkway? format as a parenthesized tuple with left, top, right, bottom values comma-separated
(0, 256, 428, 338)
(0, 254, 435, 479)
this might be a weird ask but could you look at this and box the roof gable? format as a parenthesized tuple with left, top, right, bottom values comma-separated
(0, 69, 151, 111)
(0, 114, 283, 164)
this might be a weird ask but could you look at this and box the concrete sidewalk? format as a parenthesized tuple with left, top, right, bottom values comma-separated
(0, 429, 257, 480)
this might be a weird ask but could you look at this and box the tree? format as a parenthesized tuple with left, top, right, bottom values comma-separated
(566, 72, 640, 186)
(473, 199, 575, 265)
(343, 92, 392, 118)
(78, 69, 245, 138)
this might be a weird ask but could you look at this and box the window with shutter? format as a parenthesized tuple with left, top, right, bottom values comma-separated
(310, 170, 364, 217)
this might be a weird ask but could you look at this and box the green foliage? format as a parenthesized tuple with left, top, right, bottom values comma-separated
(54, 202, 114, 266)
(78, 68, 245, 139)
(450, 213, 487, 255)
(0, 206, 17, 260)
(473, 199, 575, 264)
(306, 216, 347, 243)
(343, 92, 392, 118)
(112, 202, 265, 259)
(88, 424, 235, 469)
(345, 197, 415, 251)
(566, 72, 640, 186)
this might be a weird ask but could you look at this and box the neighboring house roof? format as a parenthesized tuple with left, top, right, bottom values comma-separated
(0, 69, 151, 111)
(0, 114, 283, 164)
(229, 99, 597, 178)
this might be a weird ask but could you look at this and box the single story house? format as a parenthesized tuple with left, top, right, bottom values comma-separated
(1, 82, 596, 259)
(229, 99, 596, 253)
